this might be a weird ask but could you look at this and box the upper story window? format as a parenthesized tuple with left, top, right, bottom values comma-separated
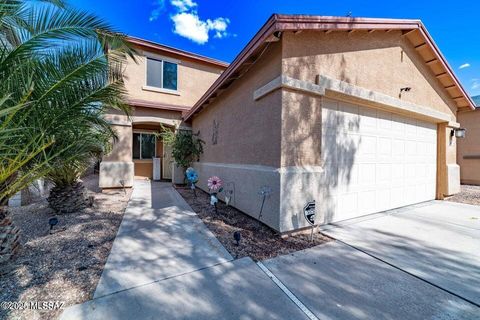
(146, 57, 178, 91)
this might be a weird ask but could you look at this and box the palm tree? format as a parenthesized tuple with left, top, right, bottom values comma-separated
(0, 0, 134, 261)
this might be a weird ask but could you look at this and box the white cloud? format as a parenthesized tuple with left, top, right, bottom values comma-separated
(472, 78, 480, 90)
(171, 12, 210, 44)
(149, 0, 165, 22)
(208, 17, 230, 39)
(171, 10, 230, 44)
(150, 0, 231, 44)
(171, 0, 197, 12)
(459, 63, 471, 69)
(171, 13, 230, 44)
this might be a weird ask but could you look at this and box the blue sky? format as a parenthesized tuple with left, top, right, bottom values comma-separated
(69, 0, 480, 96)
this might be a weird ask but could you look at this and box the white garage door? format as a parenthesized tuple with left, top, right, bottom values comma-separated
(321, 98, 437, 223)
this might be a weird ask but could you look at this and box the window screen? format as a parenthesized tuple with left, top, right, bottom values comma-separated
(141, 134, 156, 159)
(163, 61, 178, 90)
(146, 57, 178, 90)
(132, 133, 156, 159)
(133, 133, 141, 159)
(146, 58, 162, 88)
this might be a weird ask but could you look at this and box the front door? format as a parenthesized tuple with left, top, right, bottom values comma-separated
(162, 143, 173, 180)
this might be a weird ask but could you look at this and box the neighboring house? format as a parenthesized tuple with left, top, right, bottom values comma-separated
(184, 15, 475, 233)
(99, 37, 228, 188)
(457, 95, 480, 185)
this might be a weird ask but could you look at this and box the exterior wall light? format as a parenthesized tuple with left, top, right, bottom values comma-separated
(399, 87, 412, 98)
(451, 128, 466, 139)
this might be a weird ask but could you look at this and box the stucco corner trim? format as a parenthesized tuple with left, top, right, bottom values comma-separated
(317, 75, 453, 123)
(447, 121, 460, 128)
(107, 120, 132, 127)
(277, 166, 324, 174)
(254, 75, 326, 101)
(256, 74, 453, 123)
(131, 116, 180, 127)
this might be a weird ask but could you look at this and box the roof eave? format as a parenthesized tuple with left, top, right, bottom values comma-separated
(126, 36, 229, 69)
(184, 14, 475, 120)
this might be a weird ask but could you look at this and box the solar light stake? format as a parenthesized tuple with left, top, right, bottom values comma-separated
(48, 217, 58, 234)
(233, 231, 241, 246)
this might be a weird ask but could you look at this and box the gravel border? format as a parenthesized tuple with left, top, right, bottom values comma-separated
(445, 184, 480, 206)
(176, 187, 330, 261)
(0, 175, 132, 320)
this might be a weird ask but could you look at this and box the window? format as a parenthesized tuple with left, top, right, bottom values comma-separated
(146, 57, 178, 91)
(133, 132, 156, 160)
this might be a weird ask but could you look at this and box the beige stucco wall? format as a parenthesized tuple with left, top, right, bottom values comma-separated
(101, 106, 183, 187)
(124, 47, 224, 107)
(458, 110, 480, 184)
(281, 30, 457, 119)
(191, 42, 284, 230)
(280, 30, 459, 198)
(281, 90, 322, 167)
(103, 106, 182, 162)
(190, 30, 462, 232)
(103, 124, 132, 162)
(193, 42, 283, 167)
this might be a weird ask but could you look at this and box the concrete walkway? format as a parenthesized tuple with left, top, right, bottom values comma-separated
(93, 180, 233, 298)
(61, 183, 479, 319)
(61, 180, 307, 319)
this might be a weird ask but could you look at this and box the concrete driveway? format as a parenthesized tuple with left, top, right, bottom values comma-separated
(264, 241, 478, 319)
(320, 200, 480, 307)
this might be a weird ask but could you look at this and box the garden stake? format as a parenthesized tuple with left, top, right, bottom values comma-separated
(258, 186, 272, 221)
(258, 194, 266, 220)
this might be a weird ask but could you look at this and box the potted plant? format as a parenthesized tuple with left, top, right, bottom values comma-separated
(161, 127, 204, 185)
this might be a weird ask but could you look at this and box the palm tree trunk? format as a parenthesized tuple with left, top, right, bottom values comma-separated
(48, 181, 89, 213)
(0, 206, 20, 272)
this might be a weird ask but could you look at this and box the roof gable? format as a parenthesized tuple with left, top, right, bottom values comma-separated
(185, 14, 475, 121)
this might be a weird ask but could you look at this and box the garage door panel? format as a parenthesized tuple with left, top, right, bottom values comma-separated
(359, 163, 376, 186)
(323, 100, 437, 223)
(322, 99, 339, 129)
(338, 101, 360, 132)
(359, 107, 377, 133)
(358, 190, 376, 214)
(337, 193, 358, 219)
(338, 164, 360, 193)
(376, 189, 391, 212)
(355, 135, 376, 162)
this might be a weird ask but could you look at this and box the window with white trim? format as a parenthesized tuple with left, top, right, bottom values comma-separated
(133, 132, 157, 160)
(146, 57, 178, 91)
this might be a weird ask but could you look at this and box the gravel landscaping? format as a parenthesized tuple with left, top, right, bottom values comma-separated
(176, 187, 330, 261)
(446, 184, 480, 206)
(0, 175, 132, 320)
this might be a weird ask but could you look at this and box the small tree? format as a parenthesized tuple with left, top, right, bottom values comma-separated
(161, 127, 204, 169)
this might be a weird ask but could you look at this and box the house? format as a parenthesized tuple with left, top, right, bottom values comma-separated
(183, 15, 475, 233)
(457, 95, 480, 185)
(99, 37, 228, 189)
